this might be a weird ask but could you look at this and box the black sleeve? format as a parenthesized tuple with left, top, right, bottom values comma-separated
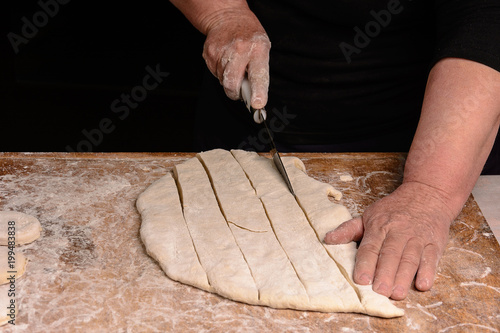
(432, 0, 500, 72)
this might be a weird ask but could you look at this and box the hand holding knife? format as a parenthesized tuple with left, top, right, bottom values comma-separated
(240, 77, 296, 196)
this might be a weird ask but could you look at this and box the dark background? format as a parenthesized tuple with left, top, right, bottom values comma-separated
(1, 1, 499, 174)
(2, 1, 205, 152)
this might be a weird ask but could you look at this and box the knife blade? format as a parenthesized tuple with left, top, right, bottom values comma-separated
(240, 78, 296, 196)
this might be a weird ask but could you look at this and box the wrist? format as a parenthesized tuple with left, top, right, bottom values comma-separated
(198, 6, 256, 35)
(398, 180, 463, 222)
(170, 0, 254, 35)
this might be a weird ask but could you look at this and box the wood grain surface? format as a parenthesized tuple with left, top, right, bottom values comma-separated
(0, 152, 498, 332)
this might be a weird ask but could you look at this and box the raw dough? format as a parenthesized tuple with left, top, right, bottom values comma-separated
(137, 172, 211, 291)
(173, 156, 258, 304)
(198, 150, 309, 308)
(340, 174, 354, 182)
(138, 149, 404, 317)
(231, 149, 362, 312)
(0, 211, 42, 245)
(0, 247, 27, 284)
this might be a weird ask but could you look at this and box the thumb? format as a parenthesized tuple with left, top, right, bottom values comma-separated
(324, 217, 364, 244)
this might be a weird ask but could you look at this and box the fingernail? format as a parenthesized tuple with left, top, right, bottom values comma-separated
(375, 282, 389, 295)
(323, 232, 334, 243)
(253, 97, 263, 108)
(393, 285, 405, 298)
(416, 278, 430, 291)
(358, 273, 372, 285)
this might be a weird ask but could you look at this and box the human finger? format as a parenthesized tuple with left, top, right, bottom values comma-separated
(222, 50, 248, 100)
(371, 233, 406, 297)
(323, 217, 364, 244)
(391, 237, 424, 300)
(353, 226, 386, 286)
(247, 39, 270, 109)
(248, 64, 269, 109)
(414, 243, 442, 292)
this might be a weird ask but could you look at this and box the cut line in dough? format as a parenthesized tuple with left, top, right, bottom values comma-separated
(231, 149, 361, 312)
(281, 156, 403, 317)
(198, 149, 309, 308)
(227, 221, 268, 233)
(173, 156, 259, 304)
(137, 173, 212, 292)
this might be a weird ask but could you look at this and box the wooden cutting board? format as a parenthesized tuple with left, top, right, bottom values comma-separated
(0, 152, 498, 332)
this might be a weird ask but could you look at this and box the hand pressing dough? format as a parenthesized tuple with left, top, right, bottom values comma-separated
(0, 211, 42, 245)
(0, 247, 27, 284)
(138, 149, 404, 317)
(278, 154, 402, 317)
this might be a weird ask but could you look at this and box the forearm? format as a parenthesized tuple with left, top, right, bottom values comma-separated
(170, 0, 269, 108)
(169, 0, 251, 34)
(404, 58, 500, 216)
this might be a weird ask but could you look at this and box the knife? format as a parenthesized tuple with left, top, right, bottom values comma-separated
(240, 77, 296, 196)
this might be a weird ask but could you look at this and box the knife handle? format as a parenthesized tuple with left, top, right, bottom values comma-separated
(241, 78, 267, 124)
